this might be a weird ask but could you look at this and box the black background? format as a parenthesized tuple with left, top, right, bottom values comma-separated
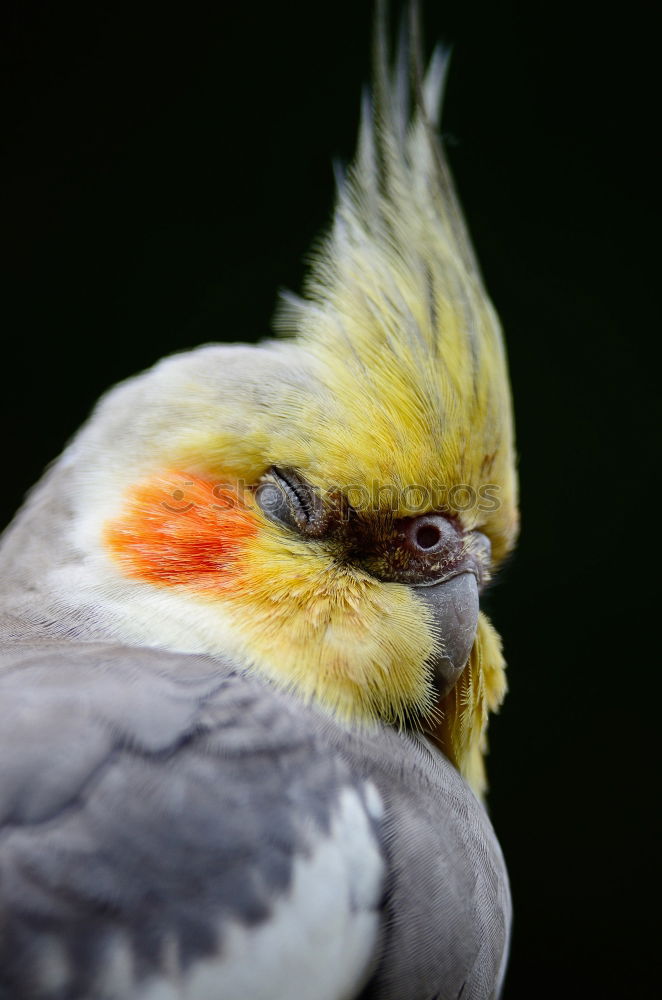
(2, 2, 657, 997)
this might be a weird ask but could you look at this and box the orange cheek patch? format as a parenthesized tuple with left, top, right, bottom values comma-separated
(104, 470, 258, 589)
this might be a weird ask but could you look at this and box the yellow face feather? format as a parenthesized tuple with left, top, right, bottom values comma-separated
(229, 516, 438, 727)
(103, 16, 518, 796)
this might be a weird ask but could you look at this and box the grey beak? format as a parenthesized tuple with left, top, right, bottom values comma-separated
(414, 572, 479, 698)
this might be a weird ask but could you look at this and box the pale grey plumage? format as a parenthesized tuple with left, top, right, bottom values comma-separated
(0, 640, 509, 999)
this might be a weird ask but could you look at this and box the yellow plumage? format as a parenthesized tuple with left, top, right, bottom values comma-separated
(435, 613, 508, 796)
(232, 522, 438, 726)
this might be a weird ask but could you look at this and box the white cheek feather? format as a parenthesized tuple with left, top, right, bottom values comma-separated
(51, 550, 249, 662)
(109, 787, 384, 1000)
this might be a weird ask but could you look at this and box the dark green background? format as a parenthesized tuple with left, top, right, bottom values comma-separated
(2, 2, 656, 996)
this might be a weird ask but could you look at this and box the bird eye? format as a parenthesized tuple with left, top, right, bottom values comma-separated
(255, 479, 296, 530)
(255, 467, 328, 537)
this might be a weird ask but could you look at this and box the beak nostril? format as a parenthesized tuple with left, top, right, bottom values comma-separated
(415, 524, 441, 550)
(392, 513, 464, 578)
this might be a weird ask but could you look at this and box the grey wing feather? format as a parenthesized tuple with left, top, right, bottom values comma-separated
(336, 729, 511, 1000)
(0, 643, 383, 1000)
(0, 641, 510, 1000)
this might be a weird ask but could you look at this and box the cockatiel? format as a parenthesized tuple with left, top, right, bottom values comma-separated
(0, 5, 518, 999)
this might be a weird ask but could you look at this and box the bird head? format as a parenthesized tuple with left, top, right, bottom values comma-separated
(6, 13, 518, 797)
